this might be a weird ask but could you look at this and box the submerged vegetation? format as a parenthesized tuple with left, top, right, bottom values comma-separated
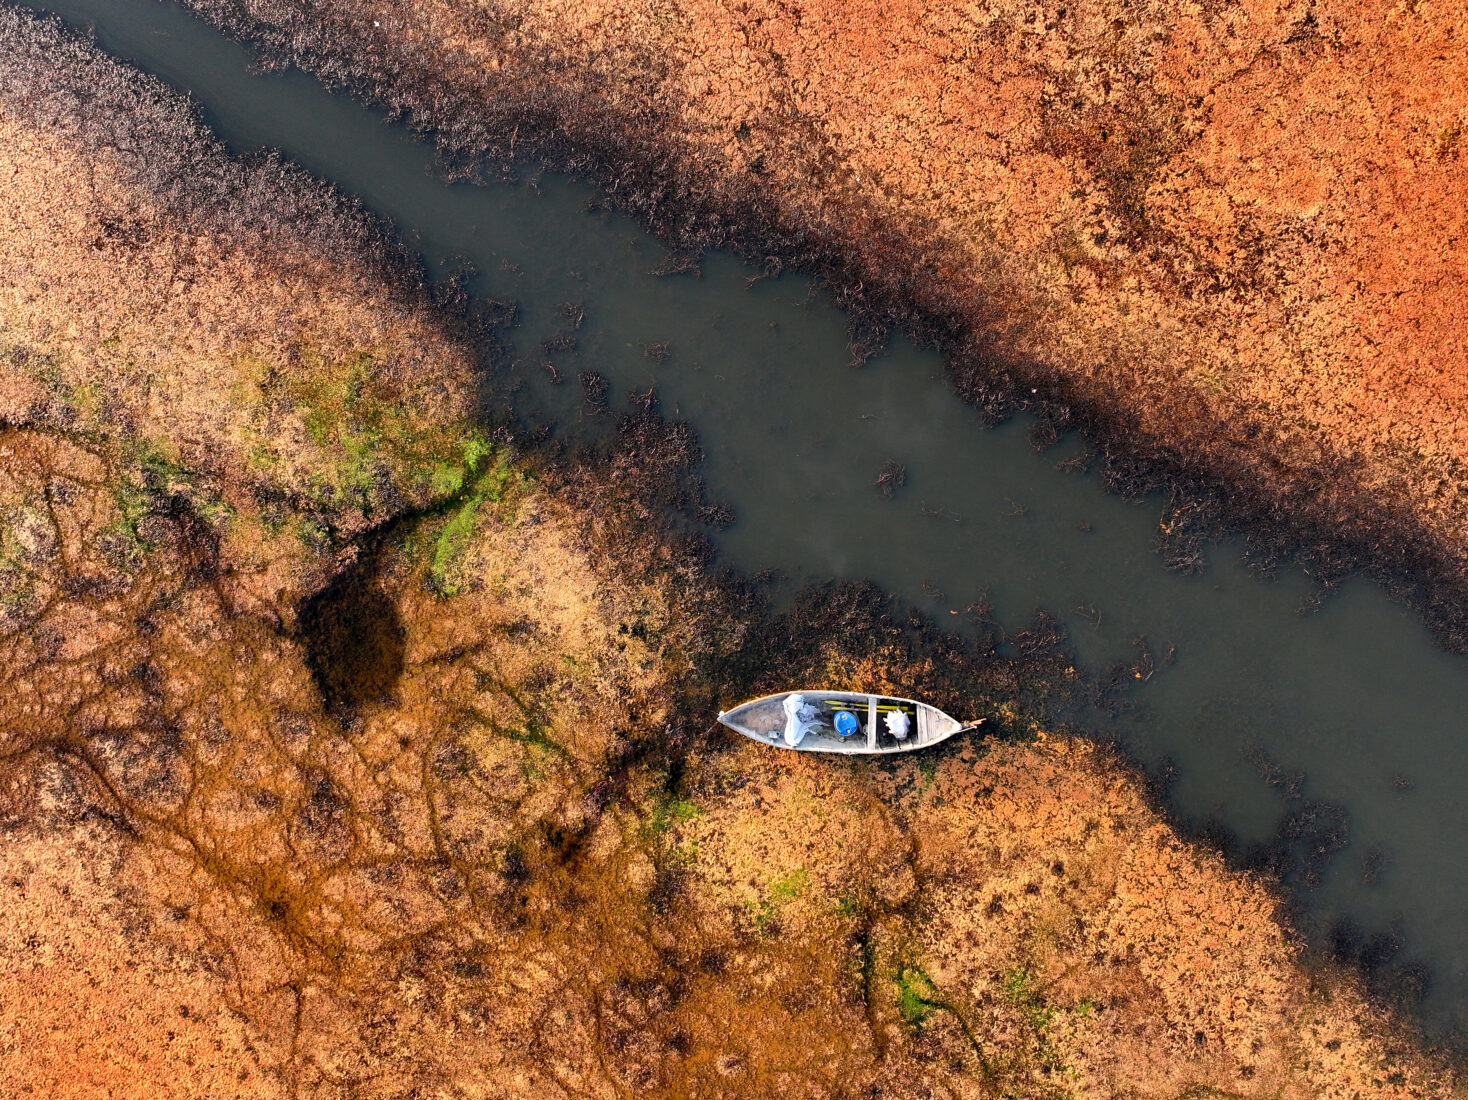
(0, 6, 1460, 1100)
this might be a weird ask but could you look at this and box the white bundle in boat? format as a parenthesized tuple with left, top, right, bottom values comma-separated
(781, 693, 823, 747)
(885, 709, 910, 740)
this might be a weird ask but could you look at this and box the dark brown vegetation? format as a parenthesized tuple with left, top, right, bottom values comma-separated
(0, 6, 1461, 1099)
(177, 0, 1468, 652)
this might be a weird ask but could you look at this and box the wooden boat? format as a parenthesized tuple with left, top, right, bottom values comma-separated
(717, 690, 979, 754)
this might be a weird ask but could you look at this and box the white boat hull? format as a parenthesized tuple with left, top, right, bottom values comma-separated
(717, 689, 971, 754)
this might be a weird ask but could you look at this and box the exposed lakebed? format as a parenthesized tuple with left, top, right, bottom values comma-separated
(22, 0, 1468, 1041)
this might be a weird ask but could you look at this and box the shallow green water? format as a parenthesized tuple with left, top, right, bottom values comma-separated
(18, 0, 1468, 1041)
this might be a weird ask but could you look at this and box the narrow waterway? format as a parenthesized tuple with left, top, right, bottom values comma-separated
(19, 0, 1468, 1041)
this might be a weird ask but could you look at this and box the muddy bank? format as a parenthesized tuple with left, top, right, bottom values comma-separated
(175, 0, 1468, 647)
(0, 6, 1461, 1097)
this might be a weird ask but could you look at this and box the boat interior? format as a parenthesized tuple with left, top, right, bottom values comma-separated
(724, 691, 948, 752)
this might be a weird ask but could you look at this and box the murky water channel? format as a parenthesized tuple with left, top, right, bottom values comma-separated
(19, 0, 1468, 1040)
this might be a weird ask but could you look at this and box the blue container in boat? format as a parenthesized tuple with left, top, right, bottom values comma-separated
(833, 710, 859, 738)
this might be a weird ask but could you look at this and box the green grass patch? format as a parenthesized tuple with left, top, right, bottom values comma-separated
(428, 441, 526, 597)
(107, 437, 232, 553)
(895, 967, 941, 1026)
(887, 961, 1001, 1088)
(264, 346, 484, 518)
(1002, 966, 1080, 1091)
(916, 753, 939, 785)
(635, 782, 705, 913)
(647, 795, 702, 834)
(768, 867, 810, 903)
(747, 867, 810, 933)
(246, 438, 281, 471)
(1003, 966, 1055, 1030)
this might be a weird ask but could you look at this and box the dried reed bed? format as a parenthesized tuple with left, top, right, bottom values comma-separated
(0, 6, 482, 620)
(0, 820, 281, 1099)
(674, 733, 1453, 1099)
(182, 0, 1468, 645)
(0, 7, 1460, 1099)
(2, 425, 1451, 1098)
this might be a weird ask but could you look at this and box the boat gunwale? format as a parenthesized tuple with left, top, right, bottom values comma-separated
(717, 689, 965, 754)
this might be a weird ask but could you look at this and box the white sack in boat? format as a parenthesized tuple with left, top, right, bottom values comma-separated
(782, 693, 821, 747)
(885, 709, 910, 740)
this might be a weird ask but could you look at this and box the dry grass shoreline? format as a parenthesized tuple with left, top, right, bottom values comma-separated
(177, 0, 1468, 652)
(0, 5, 1464, 1097)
